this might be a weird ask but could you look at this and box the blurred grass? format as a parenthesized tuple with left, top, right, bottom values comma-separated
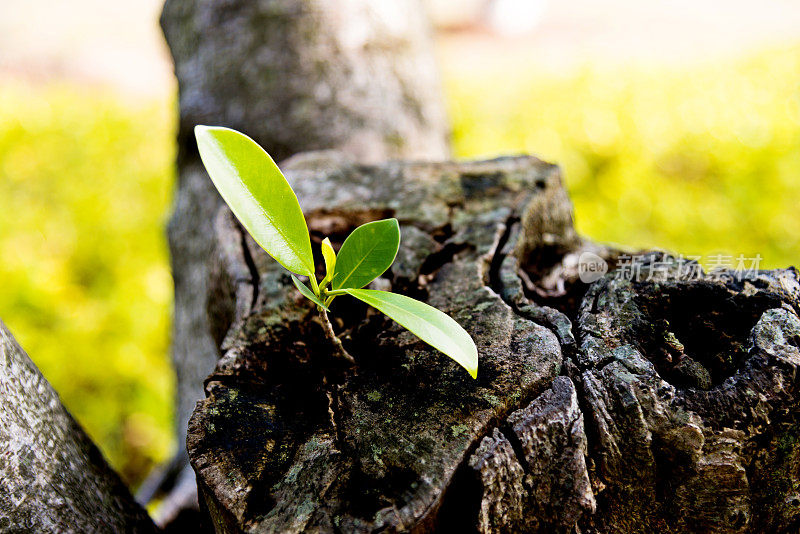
(0, 44, 798, 487)
(0, 81, 175, 485)
(445, 45, 800, 268)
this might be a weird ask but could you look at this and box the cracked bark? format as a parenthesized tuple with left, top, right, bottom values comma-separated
(190, 152, 800, 533)
(574, 259, 800, 533)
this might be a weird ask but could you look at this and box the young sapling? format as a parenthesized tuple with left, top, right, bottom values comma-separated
(195, 125, 478, 379)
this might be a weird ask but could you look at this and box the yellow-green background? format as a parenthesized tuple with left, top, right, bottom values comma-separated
(0, 45, 798, 487)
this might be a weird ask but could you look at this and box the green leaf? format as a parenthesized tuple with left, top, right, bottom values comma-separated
(332, 219, 400, 290)
(291, 275, 330, 311)
(195, 125, 315, 277)
(320, 237, 337, 286)
(344, 289, 478, 378)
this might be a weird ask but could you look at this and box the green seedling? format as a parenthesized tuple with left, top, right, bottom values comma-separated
(195, 125, 478, 378)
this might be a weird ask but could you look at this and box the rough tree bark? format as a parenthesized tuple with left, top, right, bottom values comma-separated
(187, 152, 800, 533)
(152, 0, 450, 520)
(0, 320, 156, 533)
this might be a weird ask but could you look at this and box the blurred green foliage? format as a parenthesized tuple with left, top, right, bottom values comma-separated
(0, 82, 175, 485)
(446, 45, 800, 268)
(0, 44, 797, 488)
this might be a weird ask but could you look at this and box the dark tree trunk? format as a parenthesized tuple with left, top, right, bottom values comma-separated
(152, 0, 450, 521)
(574, 260, 800, 533)
(186, 153, 800, 533)
(0, 320, 156, 533)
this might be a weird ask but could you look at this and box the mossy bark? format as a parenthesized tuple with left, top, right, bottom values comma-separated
(189, 153, 800, 532)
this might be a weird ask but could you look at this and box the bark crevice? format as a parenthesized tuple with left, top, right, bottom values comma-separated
(236, 222, 261, 314)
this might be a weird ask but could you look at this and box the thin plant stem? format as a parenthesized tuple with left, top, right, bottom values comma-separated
(308, 275, 321, 296)
(319, 309, 355, 364)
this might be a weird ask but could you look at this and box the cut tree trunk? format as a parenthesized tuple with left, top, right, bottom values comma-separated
(153, 0, 450, 520)
(186, 152, 800, 533)
(0, 320, 156, 533)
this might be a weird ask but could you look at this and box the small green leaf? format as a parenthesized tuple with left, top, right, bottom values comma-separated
(320, 237, 337, 286)
(344, 289, 478, 378)
(332, 219, 400, 290)
(195, 125, 315, 277)
(291, 275, 330, 311)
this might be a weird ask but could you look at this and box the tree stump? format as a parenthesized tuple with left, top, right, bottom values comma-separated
(187, 152, 800, 532)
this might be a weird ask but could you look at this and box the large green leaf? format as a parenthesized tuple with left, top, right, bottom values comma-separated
(332, 219, 400, 290)
(344, 289, 478, 378)
(291, 275, 330, 311)
(195, 125, 315, 277)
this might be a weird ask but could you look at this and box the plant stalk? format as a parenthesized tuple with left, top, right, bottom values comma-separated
(308, 275, 321, 296)
(319, 309, 355, 364)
